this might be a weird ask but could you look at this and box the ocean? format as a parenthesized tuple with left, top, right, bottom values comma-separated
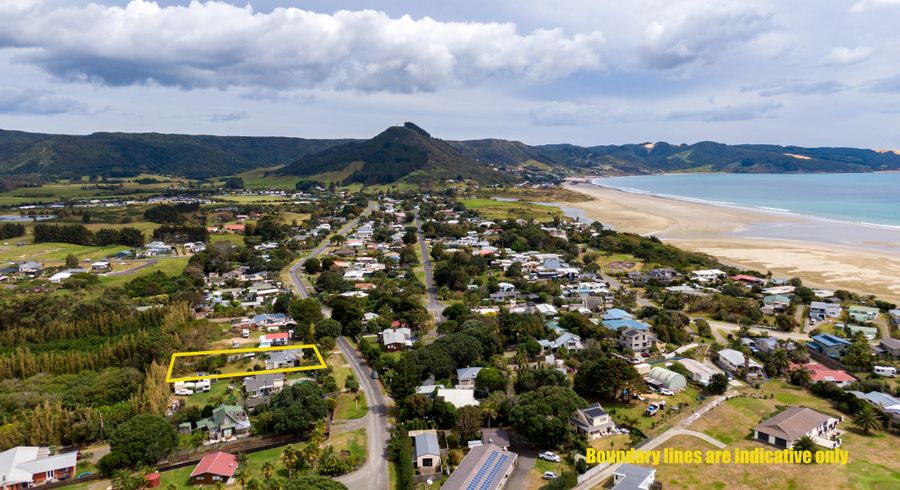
(591, 173, 900, 228)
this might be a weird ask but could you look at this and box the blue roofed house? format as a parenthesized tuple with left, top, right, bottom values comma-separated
(807, 334, 851, 359)
(538, 332, 584, 353)
(413, 431, 441, 475)
(603, 309, 633, 321)
(603, 318, 650, 332)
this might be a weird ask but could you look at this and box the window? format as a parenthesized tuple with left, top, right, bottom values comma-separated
(422, 458, 433, 467)
(46, 470, 55, 479)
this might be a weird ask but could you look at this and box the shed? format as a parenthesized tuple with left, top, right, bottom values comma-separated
(647, 366, 687, 391)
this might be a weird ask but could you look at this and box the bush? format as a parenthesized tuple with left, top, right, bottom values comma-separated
(97, 451, 130, 476)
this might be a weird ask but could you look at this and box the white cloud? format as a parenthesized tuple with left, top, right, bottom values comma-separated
(0, 0, 604, 93)
(825, 45, 873, 65)
(209, 111, 248, 123)
(850, 0, 900, 12)
(637, 4, 775, 70)
(666, 101, 781, 122)
(0, 86, 86, 115)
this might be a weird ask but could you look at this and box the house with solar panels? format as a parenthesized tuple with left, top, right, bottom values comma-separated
(441, 443, 517, 490)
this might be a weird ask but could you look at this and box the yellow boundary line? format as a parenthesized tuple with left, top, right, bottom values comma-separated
(165, 344, 327, 383)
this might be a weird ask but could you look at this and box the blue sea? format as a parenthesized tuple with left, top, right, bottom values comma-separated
(591, 173, 900, 227)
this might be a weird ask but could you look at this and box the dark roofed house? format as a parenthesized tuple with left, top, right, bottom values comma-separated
(441, 444, 516, 490)
(874, 337, 900, 358)
(243, 373, 285, 398)
(195, 405, 251, 442)
(189, 452, 238, 486)
(570, 403, 616, 439)
(753, 406, 842, 449)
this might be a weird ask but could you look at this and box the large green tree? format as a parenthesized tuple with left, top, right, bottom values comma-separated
(574, 357, 644, 401)
(269, 383, 329, 435)
(107, 414, 178, 467)
(509, 386, 586, 447)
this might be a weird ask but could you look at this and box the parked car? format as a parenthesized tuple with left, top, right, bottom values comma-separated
(371, 370, 379, 379)
(543, 472, 558, 480)
(660, 388, 675, 396)
(539, 452, 561, 463)
(644, 403, 659, 416)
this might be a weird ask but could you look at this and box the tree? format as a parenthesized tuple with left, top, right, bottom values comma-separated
(281, 446, 300, 479)
(789, 367, 812, 387)
(261, 462, 275, 490)
(455, 406, 483, 441)
(290, 298, 324, 329)
(282, 476, 348, 490)
(574, 357, 644, 401)
(765, 349, 790, 377)
(387, 353, 421, 402)
(853, 405, 882, 434)
(112, 469, 148, 490)
(108, 414, 178, 467)
(304, 257, 322, 274)
(843, 335, 875, 371)
(65, 253, 79, 268)
(475, 368, 507, 394)
(792, 435, 819, 457)
(706, 373, 729, 395)
(509, 386, 586, 447)
(269, 383, 329, 435)
(315, 318, 342, 339)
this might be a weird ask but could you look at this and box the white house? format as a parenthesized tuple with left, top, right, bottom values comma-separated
(717, 348, 763, 376)
(570, 403, 616, 439)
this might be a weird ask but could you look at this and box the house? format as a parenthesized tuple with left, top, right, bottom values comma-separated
(807, 334, 851, 359)
(570, 403, 616, 439)
(848, 305, 879, 323)
(842, 324, 878, 340)
(789, 362, 856, 387)
(195, 405, 251, 442)
(848, 391, 900, 424)
(647, 268, 677, 283)
(602, 308, 633, 321)
(265, 349, 302, 370)
(809, 301, 841, 321)
(189, 452, 238, 486)
(731, 274, 765, 285)
(380, 327, 413, 352)
(890, 309, 900, 327)
(717, 348, 763, 376)
(456, 367, 483, 389)
(617, 328, 656, 354)
(690, 269, 726, 283)
(413, 432, 441, 475)
(753, 406, 842, 449)
(17, 261, 42, 275)
(677, 358, 718, 386)
(763, 295, 791, 312)
(647, 366, 687, 391)
(441, 444, 516, 490)
(874, 337, 900, 358)
(146, 241, 173, 255)
(224, 224, 245, 233)
(243, 373, 285, 398)
(604, 318, 650, 332)
(0, 447, 77, 489)
(611, 464, 656, 490)
(90, 261, 110, 271)
(534, 303, 558, 316)
(436, 388, 479, 408)
(538, 332, 584, 353)
(258, 332, 290, 348)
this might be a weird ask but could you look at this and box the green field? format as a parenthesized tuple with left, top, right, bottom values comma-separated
(0, 177, 196, 205)
(98, 257, 190, 288)
(0, 242, 129, 263)
(306, 161, 364, 184)
(459, 198, 561, 223)
(212, 195, 292, 204)
(235, 166, 302, 190)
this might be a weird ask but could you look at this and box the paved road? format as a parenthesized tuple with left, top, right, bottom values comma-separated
(288, 201, 377, 299)
(414, 213, 445, 324)
(334, 336, 391, 490)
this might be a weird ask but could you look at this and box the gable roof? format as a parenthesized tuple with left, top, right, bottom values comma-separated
(414, 432, 440, 459)
(753, 406, 834, 441)
(441, 444, 516, 490)
(190, 452, 238, 478)
(0, 447, 77, 486)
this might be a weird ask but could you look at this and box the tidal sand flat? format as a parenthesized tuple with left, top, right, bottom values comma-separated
(563, 181, 900, 303)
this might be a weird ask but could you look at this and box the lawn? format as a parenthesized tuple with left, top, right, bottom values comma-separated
(458, 198, 561, 223)
(98, 257, 190, 288)
(278, 212, 311, 225)
(0, 242, 128, 262)
(211, 233, 246, 245)
(526, 459, 567, 490)
(654, 381, 900, 490)
(604, 385, 702, 436)
(334, 392, 368, 420)
(235, 166, 301, 190)
(330, 354, 353, 390)
(212, 195, 291, 203)
(175, 379, 237, 408)
(327, 428, 367, 462)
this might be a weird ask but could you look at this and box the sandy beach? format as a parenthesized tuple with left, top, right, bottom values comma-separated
(563, 181, 900, 303)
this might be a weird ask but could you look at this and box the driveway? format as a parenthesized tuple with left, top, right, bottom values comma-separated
(414, 213, 445, 324)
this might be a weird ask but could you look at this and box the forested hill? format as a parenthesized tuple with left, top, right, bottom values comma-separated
(0, 129, 352, 180)
(2, 126, 899, 180)
(278, 123, 515, 185)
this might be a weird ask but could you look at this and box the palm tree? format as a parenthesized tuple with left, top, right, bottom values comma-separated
(234, 466, 249, 490)
(767, 349, 789, 377)
(261, 462, 274, 490)
(281, 446, 299, 480)
(246, 478, 262, 490)
(792, 435, 819, 457)
(853, 405, 882, 434)
(789, 367, 812, 387)
(112, 470, 146, 490)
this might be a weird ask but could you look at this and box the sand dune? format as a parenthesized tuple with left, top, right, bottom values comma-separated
(563, 182, 900, 303)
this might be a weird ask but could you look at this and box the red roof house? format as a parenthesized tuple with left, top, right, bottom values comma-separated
(224, 224, 245, 233)
(189, 452, 238, 486)
(789, 362, 856, 386)
(730, 275, 765, 284)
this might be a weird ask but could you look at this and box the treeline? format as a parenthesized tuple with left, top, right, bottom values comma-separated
(33, 224, 144, 247)
(0, 307, 168, 347)
(0, 223, 25, 239)
(152, 224, 209, 244)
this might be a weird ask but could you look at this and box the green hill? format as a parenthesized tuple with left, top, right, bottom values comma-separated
(279, 123, 514, 185)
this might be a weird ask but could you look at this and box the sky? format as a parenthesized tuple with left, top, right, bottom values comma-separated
(1, 0, 900, 148)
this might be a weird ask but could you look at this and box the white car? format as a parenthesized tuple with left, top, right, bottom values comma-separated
(539, 452, 561, 463)
(659, 388, 675, 396)
(543, 472, 558, 480)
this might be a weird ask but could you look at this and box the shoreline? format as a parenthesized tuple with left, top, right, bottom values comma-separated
(561, 180, 900, 303)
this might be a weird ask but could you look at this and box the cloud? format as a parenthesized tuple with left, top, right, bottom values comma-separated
(824, 45, 873, 65)
(865, 73, 900, 92)
(638, 5, 774, 69)
(209, 111, 248, 123)
(0, 0, 604, 93)
(742, 79, 850, 97)
(850, 0, 900, 12)
(528, 100, 641, 126)
(666, 101, 781, 122)
(0, 86, 87, 115)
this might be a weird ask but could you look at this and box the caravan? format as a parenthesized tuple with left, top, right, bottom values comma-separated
(874, 365, 897, 377)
